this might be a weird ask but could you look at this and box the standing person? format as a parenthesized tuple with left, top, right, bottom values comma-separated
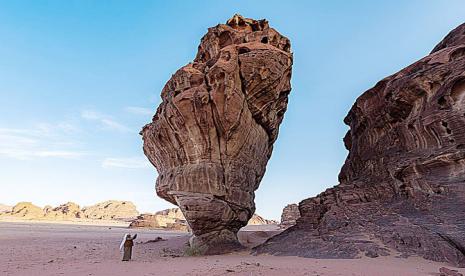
(120, 233, 137, 261)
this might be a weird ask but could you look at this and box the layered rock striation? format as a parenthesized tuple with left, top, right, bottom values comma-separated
(255, 23, 465, 266)
(141, 14, 292, 254)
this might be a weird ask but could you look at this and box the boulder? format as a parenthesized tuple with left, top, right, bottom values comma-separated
(255, 23, 465, 267)
(439, 267, 463, 276)
(141, 14, 292, 254)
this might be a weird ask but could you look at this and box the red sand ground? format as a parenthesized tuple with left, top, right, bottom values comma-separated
(1, 222, 464, 276)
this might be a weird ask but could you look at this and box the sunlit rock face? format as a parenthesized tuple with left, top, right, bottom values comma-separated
(255, 23, 465, 267)
(141, 14, 292, 254)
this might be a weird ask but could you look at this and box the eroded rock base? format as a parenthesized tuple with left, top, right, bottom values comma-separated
(189, 229, 245, 255)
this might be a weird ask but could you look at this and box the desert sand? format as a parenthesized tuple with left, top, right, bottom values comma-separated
(1, 222, 463, 276)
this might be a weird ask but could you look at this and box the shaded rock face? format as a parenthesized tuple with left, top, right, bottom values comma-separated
(255, 23, 465, 267)
(279, 203, 300, 228)
(141, 14, 292, 253)
(81, 200, 139, 221)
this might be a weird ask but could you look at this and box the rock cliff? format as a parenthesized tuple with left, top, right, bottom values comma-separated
(255, 23, 465, 267)
(141, 14, 292, 254)
(279, 203, 300, 228)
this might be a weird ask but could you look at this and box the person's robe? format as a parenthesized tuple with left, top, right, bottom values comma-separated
(122, 234, 137, 261)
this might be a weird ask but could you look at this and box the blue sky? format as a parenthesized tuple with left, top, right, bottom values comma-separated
(0, 1, 464, 220)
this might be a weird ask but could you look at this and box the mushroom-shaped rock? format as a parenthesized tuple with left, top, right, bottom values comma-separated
(141, 14, 292, 254)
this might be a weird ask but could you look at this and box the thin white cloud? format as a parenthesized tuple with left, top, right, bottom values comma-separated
(81, 110, 131, 132)
(125, 106, 153, 116)
(102, 157, 151, 169)
(34, 151, 85, 158)
(0, 125, 85, 160)
(35, 122, 79, 135)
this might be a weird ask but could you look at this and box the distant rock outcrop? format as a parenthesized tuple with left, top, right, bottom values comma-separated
(5, 202, 44, 219)
(141, 14, 293, 254)
(0, 200, 140, 222)
(129, 208, 188, 231)
(255, 23, 465, 267)
(129, 207, 275, 231)
(248, 214, 278, 225)
(43, 202, 81, 220)
(279, 204, 300, 228)
(81, 200, 138, 220)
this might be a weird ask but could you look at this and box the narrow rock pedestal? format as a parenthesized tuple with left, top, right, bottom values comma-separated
(141, 14, 293, 254)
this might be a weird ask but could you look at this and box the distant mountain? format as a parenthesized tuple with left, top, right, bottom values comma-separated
(81, 200, 138, 221)
(0, 200, 138, 221)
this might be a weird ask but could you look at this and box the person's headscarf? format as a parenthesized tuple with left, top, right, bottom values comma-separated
(120, 233, 129, 251)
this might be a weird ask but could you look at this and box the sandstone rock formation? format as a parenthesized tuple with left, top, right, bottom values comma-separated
(43, 202, 81, 220)
(279, 203, 300, 228)
(129, 208, 188, 231)
(0, 200, 140, 222)
(129, 207, 276, 231)
(255, 23, 465, 267)
(248, 214, 278, 225)
(4, 202, 44, 219)
(81, 200, 139, 221)
(141, 14, 292, 254)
